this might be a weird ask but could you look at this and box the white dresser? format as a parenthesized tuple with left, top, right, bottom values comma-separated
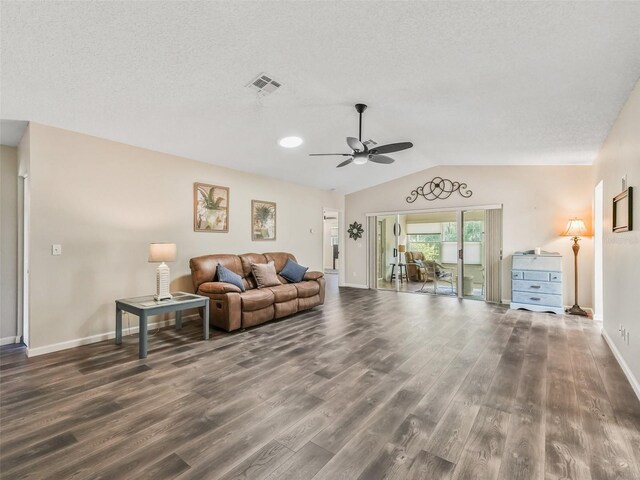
(510, 252, 563, 314)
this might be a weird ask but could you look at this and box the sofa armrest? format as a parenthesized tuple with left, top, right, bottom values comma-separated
(198, 281, 242, 294)
(303, 271, 324, 281)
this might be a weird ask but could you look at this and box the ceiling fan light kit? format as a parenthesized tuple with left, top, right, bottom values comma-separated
(309, 103, 414, 168)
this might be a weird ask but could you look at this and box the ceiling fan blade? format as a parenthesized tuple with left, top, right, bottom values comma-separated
(369, 155, 395, 164)
(370, 142, 413, 155)
(309, 153, 352, 156)
(346, 137, 365, 152)
(336, 158, 354, 168)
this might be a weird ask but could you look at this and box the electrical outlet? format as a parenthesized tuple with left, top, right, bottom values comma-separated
(52, 244, 62, 256)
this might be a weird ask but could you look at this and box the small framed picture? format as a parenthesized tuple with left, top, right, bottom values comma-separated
(194, 183, 229, 232)
(613, 187, 633, 233)
(251, 200, 276, 241)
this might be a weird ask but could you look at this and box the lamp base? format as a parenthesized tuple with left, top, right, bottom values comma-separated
(565, 304, 588, 317)
(155, 262, 172, 301)
(154, 293, 173, 301)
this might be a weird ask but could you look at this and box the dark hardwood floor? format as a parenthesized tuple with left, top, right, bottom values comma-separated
(1, 278, 640, 479)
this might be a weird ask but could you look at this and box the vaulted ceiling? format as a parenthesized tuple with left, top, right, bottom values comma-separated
(2, 1, 640, 193)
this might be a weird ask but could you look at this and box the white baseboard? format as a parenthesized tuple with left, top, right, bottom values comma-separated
(593, 313, 603, 323)
(26, 314, 200, 358)
(341, 283, 368, 289)
(0, 336, 21, 346)
(601, 327, 640, 402)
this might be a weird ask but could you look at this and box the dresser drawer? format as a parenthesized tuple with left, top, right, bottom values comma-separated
(512, 271, 523, 280)
(513, 279, 562, 295)
(512, 291, 563, 308)
(512, 255, 561, 272)
(523, 271, 550, 281)
(549, 272, 562, 282)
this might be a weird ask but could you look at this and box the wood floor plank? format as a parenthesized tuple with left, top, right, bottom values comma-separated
(406, 450, 455, 480)
(497, 317, 548, 480)
(544, 318, 591, 480)
(450, 406, 510, 480)
(264, 441, 333, 480)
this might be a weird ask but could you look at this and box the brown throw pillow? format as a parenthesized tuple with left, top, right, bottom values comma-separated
(251, 261, 281, 288)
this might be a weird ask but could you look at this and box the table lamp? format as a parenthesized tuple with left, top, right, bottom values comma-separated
(149, 243, 177, 300)
(562, 218, 589, 316)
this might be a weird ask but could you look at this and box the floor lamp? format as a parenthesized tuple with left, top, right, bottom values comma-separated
(562, 218, 589, 316)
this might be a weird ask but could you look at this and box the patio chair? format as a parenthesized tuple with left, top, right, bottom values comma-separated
(416, 260, 455, 294)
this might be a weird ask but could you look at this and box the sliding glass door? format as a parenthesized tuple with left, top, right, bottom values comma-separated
(375, 214, 401, 291)
(461, 210, 486, 300)
(371, 207, 501, 302)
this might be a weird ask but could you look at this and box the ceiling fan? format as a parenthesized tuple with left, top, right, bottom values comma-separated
(309, 103, 413, 168)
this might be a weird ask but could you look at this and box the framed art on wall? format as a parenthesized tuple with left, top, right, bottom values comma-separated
(194, 182, 229, 232)
(613, 186, 632, 233)
(251, 200, 276, 240)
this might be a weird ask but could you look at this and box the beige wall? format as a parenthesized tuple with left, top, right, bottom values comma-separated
(593, 80, 640, 387)
(1, 145, 19, 343)
(345, 165, 594, 307)
(26, 123, 343, 353)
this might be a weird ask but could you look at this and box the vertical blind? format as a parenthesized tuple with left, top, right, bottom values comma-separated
(484, 208, 503, 303)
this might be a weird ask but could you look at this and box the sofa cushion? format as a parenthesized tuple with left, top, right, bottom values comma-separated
(198, 281, 242, 294)
(303, 271, 324, 281)
(251, 261, 281, 288)
(267, 284, 298, 303)
(280, 258, 309, 283)
(264, 252, 297, 273)
(190, 254, 243, 292)
(240, 289, 274, 312)
(294, 281, 320, 298)
(239, 253, 268, 278)
(216, 264, 246, 292)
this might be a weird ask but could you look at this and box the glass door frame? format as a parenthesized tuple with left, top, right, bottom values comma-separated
(367, 204, 501, 298)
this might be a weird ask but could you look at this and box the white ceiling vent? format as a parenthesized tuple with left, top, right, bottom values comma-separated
(247, 73, 282, 95)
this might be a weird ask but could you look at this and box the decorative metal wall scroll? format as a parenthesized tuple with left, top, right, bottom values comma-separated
(406, 177, 473, 203)
(348, 221, 364, 240)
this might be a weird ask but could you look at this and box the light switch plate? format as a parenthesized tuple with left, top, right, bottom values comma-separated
(52, 244, 62, 256)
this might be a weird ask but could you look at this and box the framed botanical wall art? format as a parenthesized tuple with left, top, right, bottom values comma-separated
(194, 183, 229, 232)
(251, 200, 276, 241)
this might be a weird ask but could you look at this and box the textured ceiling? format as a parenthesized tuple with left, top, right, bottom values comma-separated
(2, 1, 640, 193)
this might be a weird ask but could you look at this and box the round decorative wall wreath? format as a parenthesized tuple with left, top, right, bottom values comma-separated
(348, 221, 364, 240)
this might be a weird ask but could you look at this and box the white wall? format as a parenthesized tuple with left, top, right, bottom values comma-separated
(0, 145, 19, 344)
(25, 123, 343, 353)
(593, 80, 640, 391)
(345, 165, 593, 306)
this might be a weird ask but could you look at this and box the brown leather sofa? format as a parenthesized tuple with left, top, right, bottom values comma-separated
(189, 252, 325, 332)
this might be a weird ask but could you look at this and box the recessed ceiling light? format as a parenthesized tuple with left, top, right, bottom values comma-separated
(278, 136, 303, 148)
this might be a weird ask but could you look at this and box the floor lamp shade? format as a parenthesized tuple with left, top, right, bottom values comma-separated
(562, 218, 590, 316)
(149, 243, 177, 300)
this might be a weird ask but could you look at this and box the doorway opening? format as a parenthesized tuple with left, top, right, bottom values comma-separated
(323, 209, 340, 277)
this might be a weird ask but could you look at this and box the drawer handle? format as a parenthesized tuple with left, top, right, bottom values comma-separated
(530, 297, 541, 301)
(529, 285, 541, 289)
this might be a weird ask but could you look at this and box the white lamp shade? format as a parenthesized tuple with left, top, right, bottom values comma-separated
(148, 243, 177, 263)
(562, 218, 589, 237)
